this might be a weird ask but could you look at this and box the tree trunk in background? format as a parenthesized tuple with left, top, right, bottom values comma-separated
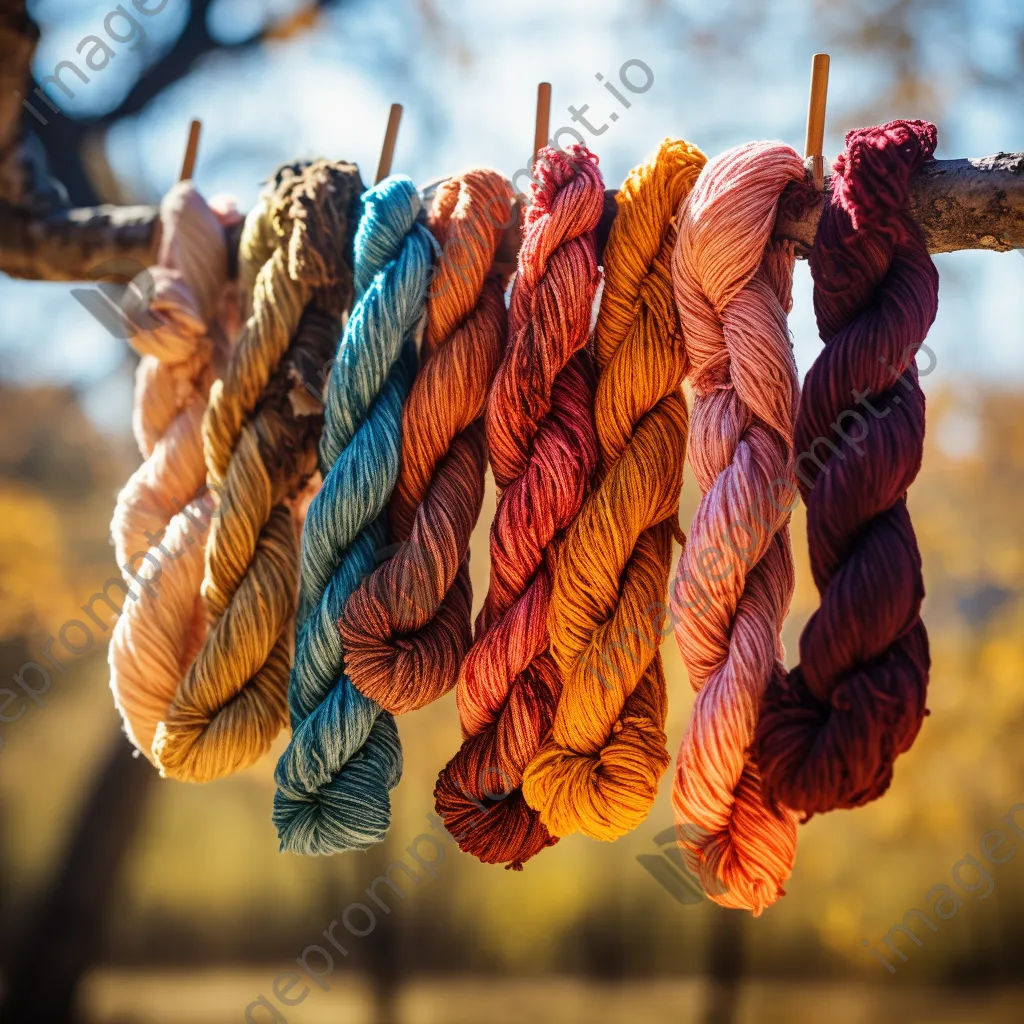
(0, 732, 155, 1024)
(362, 838, 401, 1024)
(703, 908, 744, 1024)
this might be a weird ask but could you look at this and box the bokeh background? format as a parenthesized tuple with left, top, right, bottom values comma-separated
(1, 0, 1023, 1022)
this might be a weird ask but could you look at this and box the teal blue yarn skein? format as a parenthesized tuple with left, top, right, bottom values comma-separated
(273, 175, 434, 855)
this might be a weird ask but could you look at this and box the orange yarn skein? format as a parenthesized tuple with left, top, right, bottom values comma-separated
(523, 139, 706, 840)
(433, 145, 604, 869)
(340, 168, 514, 713)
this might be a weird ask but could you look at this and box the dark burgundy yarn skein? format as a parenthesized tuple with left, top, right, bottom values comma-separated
(755, 120, 940, 816)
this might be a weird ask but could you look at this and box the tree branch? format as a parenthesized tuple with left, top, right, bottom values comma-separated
(0, 201, 248, 281)
(91, 0, 336, 128)
(774, 152, 1024, 255)
(522, 154, 1024, 271)
(0, 200, 158, 280)
(3, 153, 1022, 283)
(25, 0, 228, 207)
(9, 1, 343, 208)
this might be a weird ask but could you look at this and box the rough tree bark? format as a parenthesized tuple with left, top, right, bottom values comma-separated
(4, 153, 1023, 281)
(0, 202, 160, 280)
(773, 151, 1024, 255)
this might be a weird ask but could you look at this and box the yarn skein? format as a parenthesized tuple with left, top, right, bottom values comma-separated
(669, 141, 806, 914)
(522, 139, 706, 841)
(339, 168, 515, 713)
(434, 145, 603, 869)
(151, 160, 364, 782)
(755, 121, 938, 815)
(274, 175, 433, 856)
(108, 182, 233, 759)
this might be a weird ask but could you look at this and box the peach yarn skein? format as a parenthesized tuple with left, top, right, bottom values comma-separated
(669, 142, 804, 914)
(109, 181, 234, 760)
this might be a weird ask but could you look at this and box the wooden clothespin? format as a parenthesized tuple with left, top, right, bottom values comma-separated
(494, 83, 551, 273)
(375, 104, 403, 184)
(179, 119, 202, 182)
(805, 53, 830, 191)
(534, 82, 551, 164)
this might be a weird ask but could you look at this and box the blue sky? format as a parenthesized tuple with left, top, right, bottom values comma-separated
(2, 0, 1022, 433)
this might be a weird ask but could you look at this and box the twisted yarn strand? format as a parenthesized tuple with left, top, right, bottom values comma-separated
(522, 139, 706, 841)
(434, 145, 603, 869)
(109, 182, 231, 758)
(669, 142, 806, 914)
(153, 160, 364, 782)
(340, 169, 514, 713)
(755, 121, 938, 815)
(274, 175, 434, 856)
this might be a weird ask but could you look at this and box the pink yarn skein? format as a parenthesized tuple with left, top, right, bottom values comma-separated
(669, 141, 805, 914)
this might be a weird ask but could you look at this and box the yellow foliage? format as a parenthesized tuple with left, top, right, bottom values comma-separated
(0, 483, 74, 640)
(263, 4, 322, 41)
